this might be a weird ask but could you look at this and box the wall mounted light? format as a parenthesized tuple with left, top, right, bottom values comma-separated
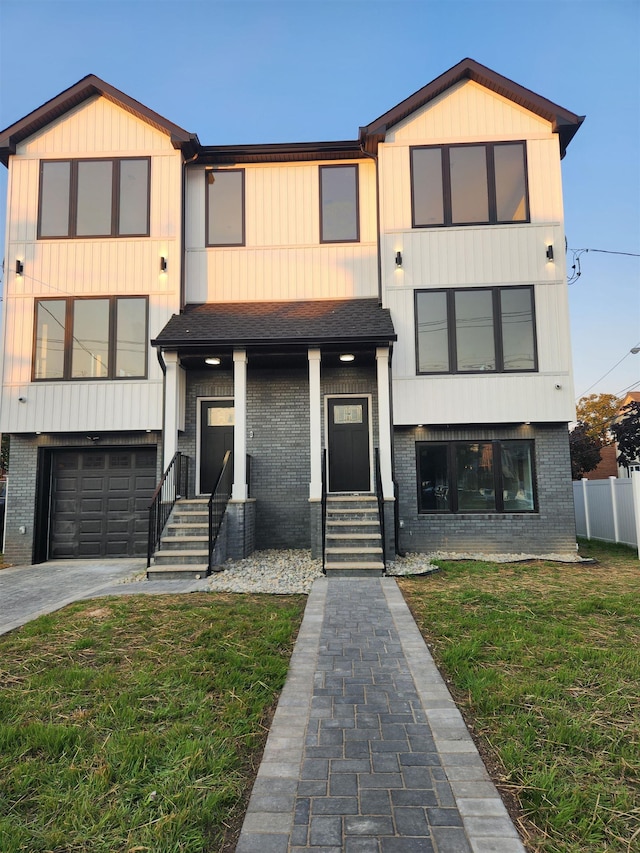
(395, 251, 403, 267)
(339, 353, 355, 362)
(205, 357, 221, 366)
(16, 260, 24, 275)
(160, 256, 168, 272)
(546, 244, 554, 261)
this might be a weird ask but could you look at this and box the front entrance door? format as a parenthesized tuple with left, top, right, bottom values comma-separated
(200, 400, 234, 494)
(328, 397, 370, 492)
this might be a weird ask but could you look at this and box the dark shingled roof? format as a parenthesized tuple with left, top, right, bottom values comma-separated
(152, 299, 396, 349)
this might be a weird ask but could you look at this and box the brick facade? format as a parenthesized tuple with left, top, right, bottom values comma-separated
(393, 423, 576, 556)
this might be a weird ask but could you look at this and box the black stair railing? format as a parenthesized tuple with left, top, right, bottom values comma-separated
(374, 448, 387, 572)
(321, 449, 327, 574)
(147, 452, 189, 568)
(208, 450, 233, 573)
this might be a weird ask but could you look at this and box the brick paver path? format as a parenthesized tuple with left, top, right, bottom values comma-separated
(237, 578, 525, 852)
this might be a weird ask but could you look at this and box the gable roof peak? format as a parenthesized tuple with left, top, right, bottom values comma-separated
(359, 57, 584, 158)
(0, 74, 199, 166)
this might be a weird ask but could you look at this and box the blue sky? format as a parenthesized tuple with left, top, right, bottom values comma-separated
(1, 0, 638, 401)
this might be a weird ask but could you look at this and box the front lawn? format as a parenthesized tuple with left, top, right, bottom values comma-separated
(399, 539, 640, 853)
(0, 593, 305, 852)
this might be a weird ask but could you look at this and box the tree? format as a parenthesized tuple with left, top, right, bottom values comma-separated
(611, 401, 640, 470)
(569, 422, 602, 479)
(576, 393, 620, 445)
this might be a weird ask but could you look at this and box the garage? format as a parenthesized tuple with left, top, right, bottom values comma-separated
(48, 448, 157, 559)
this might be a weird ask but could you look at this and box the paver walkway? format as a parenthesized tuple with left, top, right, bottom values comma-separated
(237, 577, 525, 852)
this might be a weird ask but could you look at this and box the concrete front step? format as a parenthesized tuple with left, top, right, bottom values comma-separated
(324, 562, 385, 576)
(152, 548, 209, 566)
(147, 564, 210, 580)
(167, 524, 209, 536)
(160, 535, 209, 550)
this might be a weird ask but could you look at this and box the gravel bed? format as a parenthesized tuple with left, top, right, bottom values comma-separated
(207, 550, 323, 594)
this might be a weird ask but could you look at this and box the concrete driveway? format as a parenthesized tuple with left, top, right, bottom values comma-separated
(0, 559, 209, 636)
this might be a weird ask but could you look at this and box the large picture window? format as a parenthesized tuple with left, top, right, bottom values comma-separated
(415, 286, 537, 374)
(33, 296, 148, 380)
(417, 440, 536, 513)
(320, 164, 359, 243)
(411, 142, 528, 227)
(206, 169, 245, 246)
(38, 158, 150, 238)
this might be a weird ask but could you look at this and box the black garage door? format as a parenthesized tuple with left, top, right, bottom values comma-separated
(50, 448, 157, 559)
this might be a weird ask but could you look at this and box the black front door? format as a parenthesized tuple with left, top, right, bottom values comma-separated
(328, 397, 370, 492)
(200, 400, 234, 494)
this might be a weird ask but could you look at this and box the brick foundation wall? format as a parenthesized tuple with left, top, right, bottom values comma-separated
(393, 423, 576, 556)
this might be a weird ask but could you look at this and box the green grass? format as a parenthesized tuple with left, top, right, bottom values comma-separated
(399, 539, 640, 853)
(0, 593, 305, 853)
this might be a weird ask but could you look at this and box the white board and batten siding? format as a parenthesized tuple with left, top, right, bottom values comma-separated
(378, 78, 574, 425)
(184, 160, 379, 304)
(0, 95, 183, 434)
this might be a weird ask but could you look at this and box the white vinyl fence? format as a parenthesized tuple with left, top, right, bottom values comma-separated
(573, 473, 640, 556)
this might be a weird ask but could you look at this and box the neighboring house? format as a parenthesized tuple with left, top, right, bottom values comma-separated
(616, 392, 640, 478)
(0, 58, 584, 568)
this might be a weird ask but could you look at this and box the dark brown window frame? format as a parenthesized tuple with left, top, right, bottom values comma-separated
(416, 438, 538, 514)
(319, 163, 360, 244)
(32, 295, 149, 381)
(37, 157, 151, 239)
(414, 285, 538, 375)
(205, 168, 246, 247)
(410, 141, 530, 228)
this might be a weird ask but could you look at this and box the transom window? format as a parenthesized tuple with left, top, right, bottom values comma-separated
(320, 164, 359, 243)
(411, 142, 529, 227)
(415, 286, 537, 374)
(38, 158, 150, 238)
(417, 440, 536, 513)
(33, 296, 148, 380)
(206, 169, 245, 246)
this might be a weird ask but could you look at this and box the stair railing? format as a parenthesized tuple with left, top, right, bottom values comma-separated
(374, 448, 387, 572)
(208, 450, 233, 573)
(147, 452, 189, 568)
(321, 449, 327, 574)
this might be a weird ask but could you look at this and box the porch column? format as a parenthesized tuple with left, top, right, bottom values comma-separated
(308, 348, 322, 499)
(163, 351, 185, 472)
(232, 349, 248, 500)
(376, 346, 394, 500)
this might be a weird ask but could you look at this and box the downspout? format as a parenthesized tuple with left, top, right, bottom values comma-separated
(181, 150, 199, 310)
(156, 347, 167, 475)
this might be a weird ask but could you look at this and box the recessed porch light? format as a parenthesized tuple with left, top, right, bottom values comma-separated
(205, 357, 221, 366)
(339, 353, 355, 362)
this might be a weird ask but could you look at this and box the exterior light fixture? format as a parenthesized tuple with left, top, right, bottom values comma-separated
(395, 251, 403, 267)
(205, 357, 221, 366)
(160, 256, 167, 272)
(546, 245, 554, 261)
(16, 260, 24, 275)
(339, 353, 355, 362)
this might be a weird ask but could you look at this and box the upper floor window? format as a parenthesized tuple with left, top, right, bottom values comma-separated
(415, 286, 537, 374)
(38, 158, 150, 238)
(411, 142, 529, 227)
(320, 164, 359, 243)
(206, 169, 245, 246)
(33, 296, 148, 380)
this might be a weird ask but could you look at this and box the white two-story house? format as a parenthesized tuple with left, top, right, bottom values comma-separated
(0, 59, 584, 570)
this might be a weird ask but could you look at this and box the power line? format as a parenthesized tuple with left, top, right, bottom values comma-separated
(577, 343, 640, 398)
(567, 246, 640, 285)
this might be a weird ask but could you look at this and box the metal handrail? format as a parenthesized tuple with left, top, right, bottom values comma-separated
(147, 452, 189, 568)
(321, 449, 327, 574)
(208, 451, 233, 573)
(374, 448, 387, 572)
